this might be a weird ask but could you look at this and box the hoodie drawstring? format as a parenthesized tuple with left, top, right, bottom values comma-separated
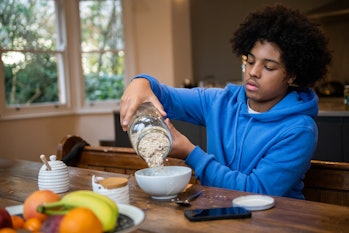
(228, 102, 242, 166)
(236, 117, 253, 170)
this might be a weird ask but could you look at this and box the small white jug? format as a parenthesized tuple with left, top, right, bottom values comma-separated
(38, 155, 70, 193)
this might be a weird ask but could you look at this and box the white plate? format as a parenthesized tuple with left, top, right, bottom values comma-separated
(117, 203, 145, 233)
(5, 204, 23, 215)
(232, 195, 275, 211)
(6, 203, 145, 233)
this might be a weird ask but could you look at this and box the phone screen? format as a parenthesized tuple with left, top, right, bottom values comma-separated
(184, 207, 251, 221)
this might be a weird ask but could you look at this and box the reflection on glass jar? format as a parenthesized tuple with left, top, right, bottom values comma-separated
(127, 102, 172, 167)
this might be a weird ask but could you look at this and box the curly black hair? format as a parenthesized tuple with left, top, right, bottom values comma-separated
(231, 4, 332, 87)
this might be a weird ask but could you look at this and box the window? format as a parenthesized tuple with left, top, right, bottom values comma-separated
(80, 0, 124, 103)
(0, 0, 127, 119)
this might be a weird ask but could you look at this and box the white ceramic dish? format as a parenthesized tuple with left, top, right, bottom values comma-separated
(38, 180, 70, 184)
(6, 203, 145, 233)
(135, 166, 192, 199)
(38, 175, 69, 180)
(232, 195, 275, 211)
(38, 184, 70, 189)
(38, 182, 70, 193)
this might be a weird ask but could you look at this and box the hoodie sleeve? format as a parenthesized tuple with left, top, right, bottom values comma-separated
(133, 74, 208, 125)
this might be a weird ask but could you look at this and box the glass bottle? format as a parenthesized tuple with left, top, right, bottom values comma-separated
(127, 102, 172, 167)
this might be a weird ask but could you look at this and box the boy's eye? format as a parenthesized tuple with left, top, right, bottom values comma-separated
(246, 59, 254, 65)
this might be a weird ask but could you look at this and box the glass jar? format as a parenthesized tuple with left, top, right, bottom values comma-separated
(127, 102, 172, 167)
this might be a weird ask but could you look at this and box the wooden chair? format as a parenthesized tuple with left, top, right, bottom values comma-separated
(303, 160, 349, 206)
(57, 135, 198, 184)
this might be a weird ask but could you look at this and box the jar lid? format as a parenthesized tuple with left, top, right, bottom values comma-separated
(40, 155, 67, 171)
(98, 177, 128, 189)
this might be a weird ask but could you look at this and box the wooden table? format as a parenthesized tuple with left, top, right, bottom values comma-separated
(1, 160, 349, 233)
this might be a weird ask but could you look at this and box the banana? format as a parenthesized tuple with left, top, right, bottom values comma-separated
(70, 190, 118, 214)
(37, 190, 118, 232)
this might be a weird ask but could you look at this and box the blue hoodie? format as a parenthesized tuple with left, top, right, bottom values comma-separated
(135, 74, 318, 199)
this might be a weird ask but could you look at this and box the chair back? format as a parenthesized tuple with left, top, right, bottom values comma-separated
(303, 160, 349, 206)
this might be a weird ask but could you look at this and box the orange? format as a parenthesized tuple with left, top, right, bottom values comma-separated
(11, 215, 24, 229)
(0, 228, 17, 233)
(23, 217, 42, 232)
(23, 190, 61, 221)
(59, 207, 103, 233)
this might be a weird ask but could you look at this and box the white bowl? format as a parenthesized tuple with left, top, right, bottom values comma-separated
(135, 166, 192, 200)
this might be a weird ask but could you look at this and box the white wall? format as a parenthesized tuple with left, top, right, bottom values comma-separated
(125, 0, 192, 86)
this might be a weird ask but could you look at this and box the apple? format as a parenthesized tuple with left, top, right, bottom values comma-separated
(23, 190, 61, 221)
(0, 208, 13, 228)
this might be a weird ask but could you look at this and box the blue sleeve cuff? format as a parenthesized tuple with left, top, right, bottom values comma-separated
(185, 146, 206, 167)
(133, 74, 162, 97)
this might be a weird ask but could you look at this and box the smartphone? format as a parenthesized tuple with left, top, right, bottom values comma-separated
(184, 207, 251, 221)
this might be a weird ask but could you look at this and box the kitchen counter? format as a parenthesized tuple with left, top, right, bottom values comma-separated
(318, 97, 349, 116)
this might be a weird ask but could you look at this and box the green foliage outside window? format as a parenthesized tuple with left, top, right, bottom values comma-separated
(1, 0, 124, 107)
(3, 53, 58, 105)
(85, 73, 123, 101)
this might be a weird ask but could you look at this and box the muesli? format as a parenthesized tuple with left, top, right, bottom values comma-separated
(137, 130, 171, 167)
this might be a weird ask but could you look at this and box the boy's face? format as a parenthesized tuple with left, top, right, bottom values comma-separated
(243, 40, 294, 112)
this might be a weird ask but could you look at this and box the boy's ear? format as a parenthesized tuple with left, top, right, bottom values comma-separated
(288, 76, 296, 85)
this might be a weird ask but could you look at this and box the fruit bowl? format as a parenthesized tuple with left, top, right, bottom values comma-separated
(6, 203, 145, 233)
(135, 166, 192, 200)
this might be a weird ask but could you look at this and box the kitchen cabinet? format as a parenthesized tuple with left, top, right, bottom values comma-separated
(113, 112, 132, 147)
(313, 117, 342, 161)
(313, 116, 349, 162)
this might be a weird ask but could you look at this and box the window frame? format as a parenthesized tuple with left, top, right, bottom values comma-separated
(0, 0, 134, 120)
